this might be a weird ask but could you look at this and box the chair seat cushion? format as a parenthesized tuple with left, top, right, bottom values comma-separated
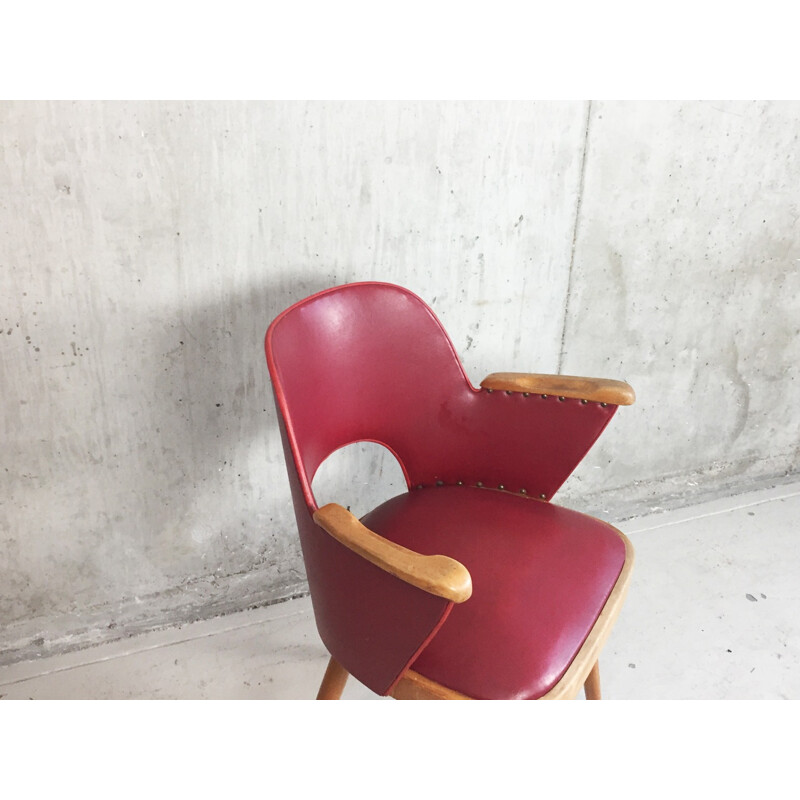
(360, 486, 627, 700)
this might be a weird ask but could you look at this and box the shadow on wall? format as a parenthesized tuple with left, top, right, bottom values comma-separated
(153, 274, 410, 571)
(134, 273, 346, 589)
(1, 271, 364, 666)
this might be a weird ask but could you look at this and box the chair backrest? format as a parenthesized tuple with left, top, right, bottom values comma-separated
(266, 282, 471, 511)
(266, 283, 480, 693)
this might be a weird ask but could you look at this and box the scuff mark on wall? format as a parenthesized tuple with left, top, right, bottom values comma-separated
(558, 99, 593, 373)
(727, 341, 751, 446)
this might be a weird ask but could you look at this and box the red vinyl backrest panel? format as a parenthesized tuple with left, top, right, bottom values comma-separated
(266, 281, 617, 511)
(267, 282, 473, 506)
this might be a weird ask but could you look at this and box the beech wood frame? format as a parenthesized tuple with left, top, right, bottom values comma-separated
(312, 503, 473, 604)
(480, 372, 635, 406)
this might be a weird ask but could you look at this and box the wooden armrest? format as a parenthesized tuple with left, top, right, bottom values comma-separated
(312, 503, 473, 603)
(480, 372, 635, 406)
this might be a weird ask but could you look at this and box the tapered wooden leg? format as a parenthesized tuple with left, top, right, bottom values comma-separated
(316, 656, 349, 700)
(583, 660, 601, 700)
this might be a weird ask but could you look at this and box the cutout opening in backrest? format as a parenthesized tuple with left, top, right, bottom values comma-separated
(311, 440, 409, 518)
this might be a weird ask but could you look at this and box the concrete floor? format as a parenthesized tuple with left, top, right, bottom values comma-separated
(1, 481, 798, 700)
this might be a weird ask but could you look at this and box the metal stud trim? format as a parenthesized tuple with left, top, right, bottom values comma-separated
(416, 481, 546, 499)
(482, 388, 609, 405)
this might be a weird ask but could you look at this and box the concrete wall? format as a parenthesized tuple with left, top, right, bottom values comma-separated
(2, 101, 798, 663)
(559, 101, 800, 513)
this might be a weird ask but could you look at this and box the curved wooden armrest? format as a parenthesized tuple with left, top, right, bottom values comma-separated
(480, 372, 635, 406)
(312, 503, 473, 603)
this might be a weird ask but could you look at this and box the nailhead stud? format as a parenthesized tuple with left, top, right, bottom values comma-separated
(416, 484, 423, 489)
(523, 392, 530, 397)
(520, 488, 527, 495)
(540, 493, 547, 499)
(581, 399, 588, 404)
(476, 481, 483, 487)
(486, 388, 493, 393)
(601, 402, 608, 407)
(436, 480, 444, 486)
(558, 396, 565, 402)
(541, 394, 548, 399)
(505, 390, 513, 395)
(498, 484, 505, 490)
(457, 480, 463, 486)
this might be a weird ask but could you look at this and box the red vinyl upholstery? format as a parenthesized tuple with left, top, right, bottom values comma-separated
(266, 282, 630, 697)
(361, 487, 625, 699)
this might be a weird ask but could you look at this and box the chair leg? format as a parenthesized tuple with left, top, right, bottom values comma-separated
(316, 656, 349, 700)
(583, 660, 601, 700)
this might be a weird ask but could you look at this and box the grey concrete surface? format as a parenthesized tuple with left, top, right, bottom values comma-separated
(1, 101, 798, 664)
(557, 101, 800, 516)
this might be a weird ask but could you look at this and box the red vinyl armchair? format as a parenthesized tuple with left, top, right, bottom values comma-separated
(265, 282, 635, 700)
